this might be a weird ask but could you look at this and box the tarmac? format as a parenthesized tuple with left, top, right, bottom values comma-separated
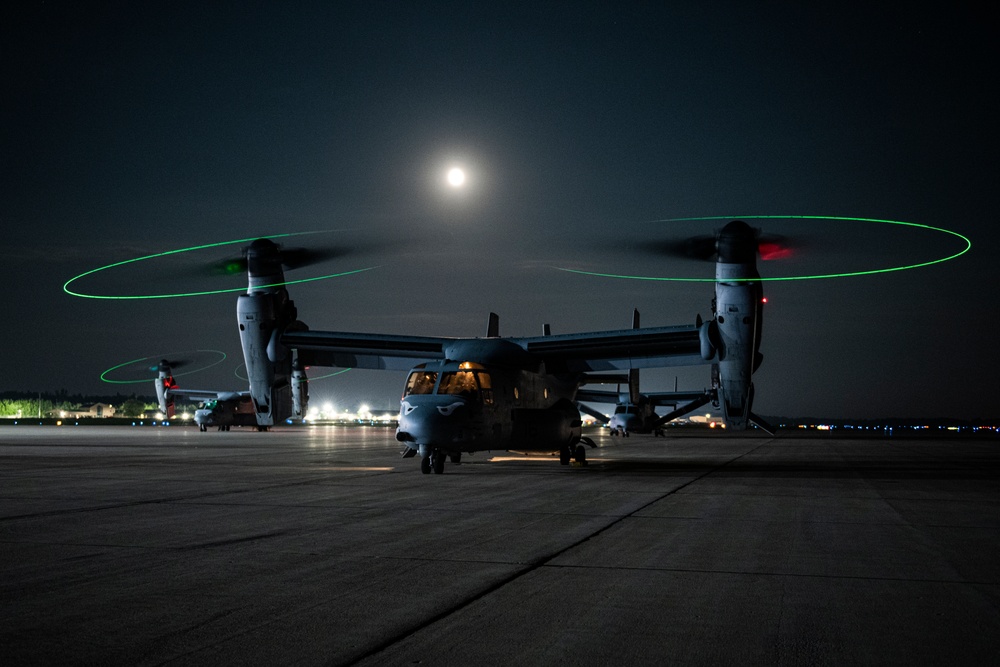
(0, 425, 997, 665)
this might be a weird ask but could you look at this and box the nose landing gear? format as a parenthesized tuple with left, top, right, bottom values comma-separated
(421, 448, 447, 474)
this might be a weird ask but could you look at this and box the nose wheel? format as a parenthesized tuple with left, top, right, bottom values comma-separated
(421, 449, 447, 474)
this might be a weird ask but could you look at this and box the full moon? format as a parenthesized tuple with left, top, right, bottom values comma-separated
(447, 167, 465, 187)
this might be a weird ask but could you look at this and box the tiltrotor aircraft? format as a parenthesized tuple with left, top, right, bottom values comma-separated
(153, 358, 308, 431)
(575, 309, 715, 436)
(225, 219, 771, 473)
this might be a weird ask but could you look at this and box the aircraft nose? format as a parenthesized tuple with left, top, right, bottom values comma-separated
(398, 397, 470, 445)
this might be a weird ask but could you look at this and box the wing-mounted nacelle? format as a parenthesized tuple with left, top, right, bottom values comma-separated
(291, 354, 308, 421)
(709, 220, 766, 431)
(237, 239, 300, 427)
(153, 359, 177, 417)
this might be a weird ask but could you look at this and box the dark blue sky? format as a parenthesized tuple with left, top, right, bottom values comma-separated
(3, 2, 997, 418)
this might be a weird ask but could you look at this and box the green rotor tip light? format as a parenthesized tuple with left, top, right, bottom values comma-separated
(555, 216, 971, 282)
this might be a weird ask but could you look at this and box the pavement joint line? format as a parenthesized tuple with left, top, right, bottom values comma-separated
(345, 439, 773, 666)
(533, 562, 994, 585)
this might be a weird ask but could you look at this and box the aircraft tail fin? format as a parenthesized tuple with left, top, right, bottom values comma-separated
(628, 309, 640, 403)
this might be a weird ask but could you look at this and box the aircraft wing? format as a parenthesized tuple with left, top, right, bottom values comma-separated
(282, 331, 451, 370)
(514, 324, 706, 372)
(575, 388, 621, 403)
(284, 324, 705, 372)
(165, 388, 248, 400)
(646, 391, 711, 406)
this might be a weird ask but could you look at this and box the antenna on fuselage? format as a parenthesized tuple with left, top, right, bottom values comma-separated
(486, 312, 499, 338)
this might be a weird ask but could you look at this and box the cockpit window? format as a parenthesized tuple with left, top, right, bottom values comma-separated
(475, 372, 494, 404)
(475, 372, 492, 390)
(438, 371, 478, 396)
(614, 405, 639, 415)
(403, 371, 438, 396)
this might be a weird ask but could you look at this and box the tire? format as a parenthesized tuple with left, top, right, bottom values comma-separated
(560, 444, 571, 465)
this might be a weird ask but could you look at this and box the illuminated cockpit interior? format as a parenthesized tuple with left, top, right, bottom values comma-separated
(403, 364, 493, 403)
(404, 371, 437, 395)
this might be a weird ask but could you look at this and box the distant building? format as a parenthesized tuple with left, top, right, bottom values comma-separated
(61, 403, 117, 419)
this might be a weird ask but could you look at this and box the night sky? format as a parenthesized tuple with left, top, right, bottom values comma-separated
(3, 2, 997, 419)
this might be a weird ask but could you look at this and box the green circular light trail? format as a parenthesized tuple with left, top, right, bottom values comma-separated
(100, 350, 228, 384)
(556, 216, 971, 282)
(63, 231, 378, 299)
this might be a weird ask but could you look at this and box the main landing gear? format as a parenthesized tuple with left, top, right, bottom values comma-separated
(559, 443, 588, 466)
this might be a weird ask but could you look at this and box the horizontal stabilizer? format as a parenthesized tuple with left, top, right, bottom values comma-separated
(652, 392, 714, 428)
(749, 412, 776, 435)
(579, 374, 630, 386)
(576, 402, 610, 424)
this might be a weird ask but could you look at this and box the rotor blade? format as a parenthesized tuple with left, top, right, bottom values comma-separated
(650, 235, 717, 261)
(205, 256, 249, 277)
(150, 358, 193, 372)
(757, 233, 796, 261)
(279, 246, 344, 270)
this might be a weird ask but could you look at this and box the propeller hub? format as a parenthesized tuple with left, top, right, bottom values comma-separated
(716, 220, 757, 264)
(246, 239, 284, 279)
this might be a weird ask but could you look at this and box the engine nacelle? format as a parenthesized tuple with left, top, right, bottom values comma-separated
(711, 221, 764, 430)
(291, 357, 308, 420)
(699, 319, 719, 360)
(238, 293, 279, 425)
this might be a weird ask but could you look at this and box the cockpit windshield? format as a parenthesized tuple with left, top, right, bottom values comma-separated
(437, 370, 494, 404)
(403, 371, 438, 396)
(438, 371, 478, 396)
(614, 405, 639, 415)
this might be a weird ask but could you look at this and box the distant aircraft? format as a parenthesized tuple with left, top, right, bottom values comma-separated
(576, 309, 714, 436)
(153, 358, 308, 431)
(223, 219, 771, 473)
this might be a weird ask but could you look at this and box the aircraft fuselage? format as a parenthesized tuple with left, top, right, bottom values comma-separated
(396, 357, 584, 461)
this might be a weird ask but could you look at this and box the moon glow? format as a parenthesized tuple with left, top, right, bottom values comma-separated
(447, 167, 465, 187)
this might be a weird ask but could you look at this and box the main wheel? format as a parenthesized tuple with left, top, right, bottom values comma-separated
(432, 450, 445, 474)
(421, 455, 431, 474)
(574, 445, 587, 466)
